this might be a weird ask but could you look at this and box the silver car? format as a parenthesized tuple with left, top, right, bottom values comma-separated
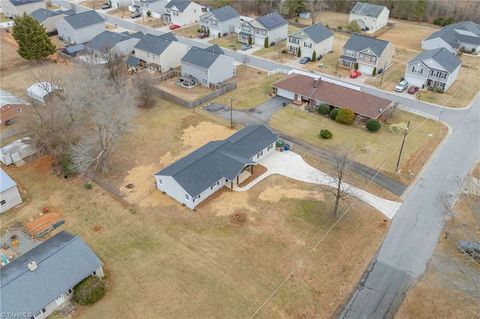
(394, 80, 408, 92)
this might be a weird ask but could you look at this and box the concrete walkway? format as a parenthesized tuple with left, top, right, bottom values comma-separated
(234, 151, 401, 219)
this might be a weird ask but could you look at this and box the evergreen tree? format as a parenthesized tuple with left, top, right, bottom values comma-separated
(312, 50, 317, 61)
(414, 0, 426, 21)
(284, 0, 306, 17)
(297, 47, 301, 57)
(12, 13, 55, 60)
(264, 37, 269, 48)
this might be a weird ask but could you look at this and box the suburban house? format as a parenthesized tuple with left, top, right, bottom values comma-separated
(339, 33, 394, 75)
(1, 89, 26, 125)
(404, 47, 462, 92)
(30, 8, 72, 34)
(0, 231, 103, 318)
(56, 10, 105, 44)
(134, 32, 188, 73)
(238, 12, 288, 46)
(287, 23, 333, 58)
(162, 0, 206, 26)
(110, 0, 130, 9)
(0, 169, 22, 213)
(348, 2, 389, 32)
(86, 31, 140, 57)
(199, 5, 240, 37)
(273, 71, 393, 120)
(154, 125, 277, 209)
(180, 44, 235, 87)
(1, 0, 44, 18)
(422, 21, 480, 55)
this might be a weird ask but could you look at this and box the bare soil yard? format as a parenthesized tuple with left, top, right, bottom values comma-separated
(269, 106, 447, 184)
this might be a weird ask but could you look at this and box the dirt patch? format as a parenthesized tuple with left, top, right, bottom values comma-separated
(259, 185, 325, 203)
(92, 224, 104, 232)
(229, 211, 247, 225)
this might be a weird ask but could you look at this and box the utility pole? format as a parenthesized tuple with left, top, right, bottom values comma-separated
(396, 120, 411, 173)
(230, 98, 233, 129)
(380, 61, 387, 87)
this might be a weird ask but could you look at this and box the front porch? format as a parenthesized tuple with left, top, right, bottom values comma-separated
(339, 55, 356, 69)
(238, 32, 252, 44)
(228, 164, 267, 190)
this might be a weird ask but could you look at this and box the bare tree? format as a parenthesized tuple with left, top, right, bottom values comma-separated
(325, 153, 351, 217)
(103, 52, 127, 88)
(134, 74, 155, 108)
(310, 0, 322, 25)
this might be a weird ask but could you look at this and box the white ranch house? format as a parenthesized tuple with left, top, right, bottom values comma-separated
(349, 2, 389, 32)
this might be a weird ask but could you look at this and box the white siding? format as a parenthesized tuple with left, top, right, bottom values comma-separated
(422, 37, 456, 53)
(297, 36, 334, 58)
(158, 41, 188, 71)
(41, 14, 66, 33)
(275, 87, 295, 100)
(2, 0, 44, 18)
(207, 54, 235, 85)
(444, 64, 460, 90)
(169, 2, 204, 26)
(181, 62, 208, 85)
(0, 186, 22, 213)
(349, 7, 389, 32)
(267, 23, 288, 43)
(56, 19, 105, 44)
(111, 38, 139, 56)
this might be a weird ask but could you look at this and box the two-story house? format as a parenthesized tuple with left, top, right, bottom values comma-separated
(348, 2, 389, 32)
(86, 31, 141, 57)
(287, 23, 333, 58)
(162, 0, 206, 26)
(238, 12, 287, 46)
(1, 0, 44, 18)
(30, 8, 73, 35)
(422, 21, 480, 55)
(199, 5, 240, 38)
(134, 32, 188, 73)
(181, 44, 234, 87)
(56, 10, 105, 44)
(339, 33, 394, 75)
(404, 47, 462, 92)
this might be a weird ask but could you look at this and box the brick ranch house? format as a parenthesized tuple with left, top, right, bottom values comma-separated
(272, 71, 394, 120)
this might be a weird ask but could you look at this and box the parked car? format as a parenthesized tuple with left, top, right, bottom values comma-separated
(408, 86, 419, 94)
(350, 70, 361, 78)
(130, 12, 141, 19)
(395, 80, 409, 92)
(240, 44, 252, 51)
(101, 3, 111, 9)
(169, 24, 180, 30)
(299, 57, 311, 64)
(377, 68, 384, 74)
(198, 32, 209, 39)
(317, 54, 323, 61)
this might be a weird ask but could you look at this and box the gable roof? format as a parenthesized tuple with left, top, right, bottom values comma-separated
(409, 47, 462, 73)
(273, 73, 393, 119)
(350, 2, 387, 17)
(205, 5, 239, 22)
(86, 31, 132, 53)
(290, 23, 333, 43)
(155, 125, 277, 197)
(63, 10, 104, 29)
(255, 12, 287, 30)
(0, 168, 17, 192)
(1, 231, 102, 315)
(343, 33, 390, 56)
(181, 45, 224, 69)
(134, 33, 177, 55)
(1, 89, 25, 107)
(424, 21, 480, 48)
(9, 0, 43, 6)
(30, 8, 62, 23)
(165, 0, 192, 12)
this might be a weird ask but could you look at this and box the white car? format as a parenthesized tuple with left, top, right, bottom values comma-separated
(395, 80, 409, 92)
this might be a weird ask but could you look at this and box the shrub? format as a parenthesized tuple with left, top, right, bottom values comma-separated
(312, 50, 317, 61)
(354, 62, 359, 70)
(248, 35, 252, 45)
(372, 67, 377, 76)
(317, 103, 330, 115)
(264, 37, 269, 48)
(347, 20, 361, 32)
(330, 108, 339, 120)
(281, 48, 287, 54)
(337, 25, 343, 30)
(320, 129, 333, 139)
(335, 108, 355, 125)
(217, 32, 221, 38)
(297, 47, 301, 57)
(73, 276, 106, 305)
(366, 119, 381, 132)
(84, 183, 93, 190)
(146, 10, 151, 17)
(389, 123, 407, 134)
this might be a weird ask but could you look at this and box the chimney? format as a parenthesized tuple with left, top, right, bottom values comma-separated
(27, 261, 38, 271)
(313, 78, 321, 88)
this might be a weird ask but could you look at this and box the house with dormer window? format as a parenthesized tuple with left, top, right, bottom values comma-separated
(338, 33, 393, 75)
(287, 23, 333, 58)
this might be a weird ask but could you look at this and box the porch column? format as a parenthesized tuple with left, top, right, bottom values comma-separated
(251, 166, 253, 174)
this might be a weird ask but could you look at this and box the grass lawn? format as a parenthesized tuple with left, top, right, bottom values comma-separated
(106, 7, 132, 19)
(316, 11, 349, 29)
(137, 17, 164, 28)
(208, 34, 241, 50)
(79, 0, 105, 9)
(158, 77, 213, 102)
(270, 106, 447, 184)
(212, 66, 284, 110)
(0, 13, 9, 22)
(378, 19, 440, 52)
(253, 40, 296, 63)
(172, 25, 199, 38)
(288, 24, 301, 34)
(304, 32, 349, 76)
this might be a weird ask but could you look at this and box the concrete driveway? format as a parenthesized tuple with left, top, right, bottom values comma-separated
(234, 151, 401, 219)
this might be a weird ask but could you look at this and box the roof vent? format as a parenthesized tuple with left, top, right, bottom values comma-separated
(313, 79, 321, 88)
(27, 261, 38, 271)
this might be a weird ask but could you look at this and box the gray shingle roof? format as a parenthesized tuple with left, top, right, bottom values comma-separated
(134, 33, 177, 55)
(181, 45, 224, 69)
(155, 125, 277, 197)
(409, 47, 462, 73)
(0, 168, 16, 192)
(165, 0, 191, 12)
(63, 10, 104, 29)
(343, 33, 390, 56)
(127, 55, 140, 66)
(256, 12, 287, 30)
(86, 31, 131, 53)
(290, 23, 333, 43)
(350, 2, 387, 17)
(9, 0, 43, 6)
(1, 231, 102, 315)
(424, 21, 480, 48)
(30, 8, 62, 23)
(207, 5, 239, 22)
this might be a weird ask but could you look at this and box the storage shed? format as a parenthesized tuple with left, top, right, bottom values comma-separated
(0, 138, 37, 165)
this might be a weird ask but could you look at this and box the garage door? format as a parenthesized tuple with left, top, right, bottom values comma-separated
(358, 64, 375, 75)
(404, 74, 426, 88)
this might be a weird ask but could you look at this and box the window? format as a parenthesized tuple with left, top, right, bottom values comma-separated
(370, 56, 376, 64)
(42, 309, 46, 313)
(216, 181, 219, 185)
(411, 66, 423, 74)
(0, 200, 5, 205)
(185, 194, 189, 200)
(92, 270, 97, 275)
(304, 42, 312, 48)
(158, 179, 162, 184)
(358, 54, 364, 61)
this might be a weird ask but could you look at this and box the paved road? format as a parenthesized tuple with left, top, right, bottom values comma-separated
(52, 2, 480, 316)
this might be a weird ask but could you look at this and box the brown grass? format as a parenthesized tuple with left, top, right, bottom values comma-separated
(158, 77, 213, 101)
(378, 18, 440, 52)
(79, 0, 105, 9)
(172, 25, 200, 38)
(208, 34, 241, 51)
(137, 17, 165, 28)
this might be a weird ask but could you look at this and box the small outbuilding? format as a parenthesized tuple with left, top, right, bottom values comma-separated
(0, 168, 23, 213)
(0, 138, 37, 165)
(1, 89, 26, 125)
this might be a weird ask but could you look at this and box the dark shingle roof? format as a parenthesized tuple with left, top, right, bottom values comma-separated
(181, 45, 224, 69)
(127, 55, 140, 66)
(1, 231, 102, 315)
(63, 10, 104, 29)
(30, 8, 62, 23)
(343, 33, 390, 56)
(256, 12, 287, 30)
(165, 0, 191, 12)
(208, 5, 239, 22)
(134, 33, 177, 55)
(424, 21, 480, 48)
(409, 47, 462, 73)
(86, 31, 131, 53)
(129, 31, 145, 40)
(155, 125, 277, 197)
(9, 0, 43, 6)
(350, 2, 387, 18)
(291, 23, 333, 43)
